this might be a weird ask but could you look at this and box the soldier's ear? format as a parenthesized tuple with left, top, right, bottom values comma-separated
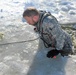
(33, 16, 38, 21)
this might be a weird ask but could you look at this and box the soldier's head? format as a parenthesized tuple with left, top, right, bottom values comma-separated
(23, 7, 39, 25)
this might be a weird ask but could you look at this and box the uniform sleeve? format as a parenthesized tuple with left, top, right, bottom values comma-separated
(42, 16, 65, 50)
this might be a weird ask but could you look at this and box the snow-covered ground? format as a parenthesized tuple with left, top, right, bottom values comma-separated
(0, 0, 76, 75)
(24, 0, 76, 24)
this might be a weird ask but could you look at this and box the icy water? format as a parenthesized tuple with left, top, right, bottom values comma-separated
(0, 0, 76, 75)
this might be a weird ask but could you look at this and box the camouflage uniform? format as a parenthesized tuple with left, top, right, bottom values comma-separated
(34, 11, 73, 55)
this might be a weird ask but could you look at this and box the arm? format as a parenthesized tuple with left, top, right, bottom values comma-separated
(42, 16, 65, 50)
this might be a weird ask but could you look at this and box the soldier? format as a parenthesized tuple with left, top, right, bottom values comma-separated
(23, 7, 73, 58)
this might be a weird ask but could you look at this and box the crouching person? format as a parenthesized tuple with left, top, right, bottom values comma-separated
(23, 7, 73, 58)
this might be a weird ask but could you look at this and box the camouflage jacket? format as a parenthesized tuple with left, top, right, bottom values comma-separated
(34, 11, 72, 50)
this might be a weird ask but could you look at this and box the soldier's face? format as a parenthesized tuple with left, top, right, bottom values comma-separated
(24, 16, 37, 25)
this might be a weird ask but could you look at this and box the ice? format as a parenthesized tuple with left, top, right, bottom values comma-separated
(0, 0, 76, 75)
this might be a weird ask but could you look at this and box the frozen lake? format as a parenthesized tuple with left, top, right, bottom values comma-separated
(0, 0, 76, 75)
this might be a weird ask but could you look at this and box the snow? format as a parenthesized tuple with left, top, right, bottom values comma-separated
(0, 0, 76, 75)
